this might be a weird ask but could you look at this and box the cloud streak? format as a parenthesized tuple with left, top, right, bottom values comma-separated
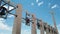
(36, 0, 39, 3)
(8, 15, 14, 18)
(0, 19, 12, 31)
(38, 1, 44, 6)
(51, 4, 57, 9)
(57, 24, 60, 28)
(57, 24, 60, 34)
(21, 29, 31, 34)
(58, 30, 60, 34)
(31, 2, 34, 6)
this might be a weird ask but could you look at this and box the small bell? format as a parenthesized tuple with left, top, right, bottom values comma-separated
(37, 23, 40, 29)
(25, 17, 30, 26)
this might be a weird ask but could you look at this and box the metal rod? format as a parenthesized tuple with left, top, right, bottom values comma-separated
(2, 3, 7, 6)
(8, 7, 17, 12)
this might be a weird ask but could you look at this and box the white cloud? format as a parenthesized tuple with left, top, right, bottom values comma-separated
(21, 29, 31, 34)
(0, 18, 5, 21)
(36, 0, 39, 3)
(57, 24, 60, 34)
(31, 2, 34, 6)
(58, 30, 60, 34)
(57, 24, 60, 28)
(8, 15, 14, 18)
(51, 4, 57, 9)
(58, 28, 60, 34)
(48, 3, 51, 6)
(0, 32, 12, 34)
(0, 22, 12, 31)
(0, 32, 4, 34)
(0, 29, 31, 34)
(0, 18, 5, 23)
(38, 1, 44, 6)
(48, 3, 51, 7)
(0, 19, 12, 31)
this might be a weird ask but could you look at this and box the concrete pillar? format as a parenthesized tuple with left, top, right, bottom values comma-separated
(12, 4, 22, 34)
(50, 27, 53, 34)
(31, 14, 36, 34)
(46, 23, 49, 34)
(51, 11, 58, 34)
(40, 20, 44, 34)
(51, 28, 54, 34)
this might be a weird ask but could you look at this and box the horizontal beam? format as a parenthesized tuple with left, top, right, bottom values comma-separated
(2, 0, 17, 8)
(37, 22, 57, 33)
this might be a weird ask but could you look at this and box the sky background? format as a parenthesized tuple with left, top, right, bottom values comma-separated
(0, 0, 60, 34)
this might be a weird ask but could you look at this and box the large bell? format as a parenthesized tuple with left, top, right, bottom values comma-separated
(0, 6, 7, 19)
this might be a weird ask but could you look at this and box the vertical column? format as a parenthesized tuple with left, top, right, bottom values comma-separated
(53, 30, 55, 34)
(31, 14, 36, 34)
(46, 23, 49, 34)
(51, 11, 58, 34)
(12, 4, 22, 34)
(50, 27, 52, 34)
(40, 20, 44, 34)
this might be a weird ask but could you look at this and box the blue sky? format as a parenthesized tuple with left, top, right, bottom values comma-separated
(0, 0, 60, 34)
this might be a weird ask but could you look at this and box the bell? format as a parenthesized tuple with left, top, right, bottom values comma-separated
(25, 17, 30, 26)
(44, 26, 46, 30)
(0, 6, 7, 19)
(37, 23, 40, 29)
(0, 6, 7, 15)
